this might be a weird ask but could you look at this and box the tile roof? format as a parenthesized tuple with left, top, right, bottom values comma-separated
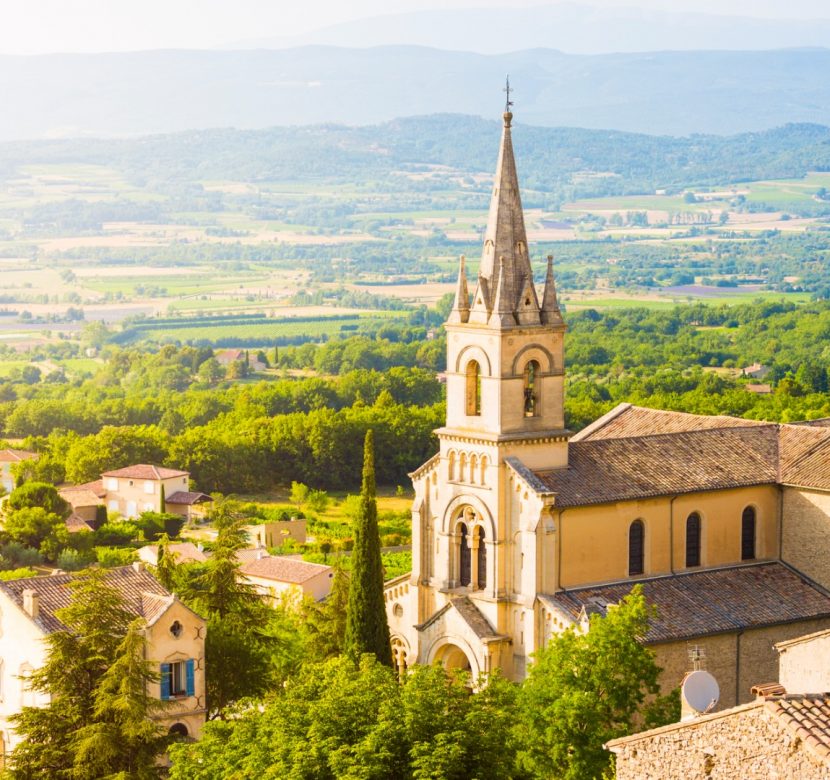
(60, 488, 105, 508)
(139, 542, 209, 565)
(450, 596, 507, 641)
(533, 405, 830, 503)
(65, 512, 96, 533)
(571, 403, 761, 442)
(240, 555, 331, 584)
(0, 565, 173, 634)
(0, 449, 38, 463)
(544, 562, 830, 644)
(766, 694, 830, 762)
(60, 479, 106, 498)
(164, 491, 212, 506)
(101, 464, 188, 480)
(535, 426, 778, 507)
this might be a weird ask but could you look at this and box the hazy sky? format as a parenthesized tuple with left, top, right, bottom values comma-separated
(4, 0, 830, 55)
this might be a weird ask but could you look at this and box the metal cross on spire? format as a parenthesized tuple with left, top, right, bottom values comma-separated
(503, 75, 514, 113)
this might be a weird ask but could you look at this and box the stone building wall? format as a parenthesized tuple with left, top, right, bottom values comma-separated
(782, 487, 830, 590)
(652, 617, 830, 710)
(611, 704, 829, 780)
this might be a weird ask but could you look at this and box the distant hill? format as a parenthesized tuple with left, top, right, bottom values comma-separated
(3, 46, 830, 140)
(3, 115, 829, 200)
(236, 4, 830, 55)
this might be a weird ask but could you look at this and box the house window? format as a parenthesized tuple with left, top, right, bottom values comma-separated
(458, 523, 471, 586)
(686, 512, 701, 568)
(107, 500, 118, 512)
(144, 481, 154, 494)
(465, 360, 481, 416)
(105, 478, 118, 491)
(629, 520, 645, 576)
(741, 507, 756, 560)
(168, 723, 189, 739)
(160, 659, 195, 700)
(523, 360, 540, 417)
(448, 451, 456, 481)
(476, 526, 487, 589)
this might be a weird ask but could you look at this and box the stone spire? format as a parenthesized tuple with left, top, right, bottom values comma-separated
(468, 107, 539, 327)
(447, 254, 470, 324)
(540, 254, 563, 325)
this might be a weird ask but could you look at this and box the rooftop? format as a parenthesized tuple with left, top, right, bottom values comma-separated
(544, 562, 830, 644)
(240, 555, 331, 584)
(101, 464, 189, 481)
(532, 404, 830, 505)
(0, 448, 38, 463)
(0, 565, 176, 634)
(164, 490, 212, 506)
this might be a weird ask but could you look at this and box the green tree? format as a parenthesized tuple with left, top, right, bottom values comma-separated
(5, 481, 70, 517)
(344, 429, 392, 666)
(303, 562, 349, 660)
(289, 480, 309, 508)
(515, 585, 676, 780)
(306, 488, 329, 513)
(2, 507, 69, 561)
(72, 619, 168, 779)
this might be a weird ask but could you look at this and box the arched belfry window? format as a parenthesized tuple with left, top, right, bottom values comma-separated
(476, 526, 487, 589)
(524, 360, 540, 417)
(629, 520, 645, 576)
(459, 523, 471, 586)
(466, 361, 481, 416)
(686, 512, 701, 568)
(741, 507, 756, 560)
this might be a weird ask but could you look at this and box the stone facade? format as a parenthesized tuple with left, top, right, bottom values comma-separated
(609, 698, 830, 779)
(777, 628, 830, 693)
(782, 486, 830, 590)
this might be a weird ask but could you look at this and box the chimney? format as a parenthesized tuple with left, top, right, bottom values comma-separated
(22, 589, 39, 620)
(132, 561, 145, 573)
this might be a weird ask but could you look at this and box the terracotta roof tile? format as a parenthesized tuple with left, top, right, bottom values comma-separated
(0, 449, 38, 463)
(765, 695, 830, 762)
(65, 512, 96, 533)
(0, 565, 172, 634)
(544, 562, 830, 643)
(164, 491, 212, 506)
(140, 542, 209, 565)
(240, 556, 331, 584)
(572, 403, 761, 442)
(535, 426, 778, 507)
(101, 464, 188, 480)
(60, 488, 105, 508)
(450, 596, 506, 640)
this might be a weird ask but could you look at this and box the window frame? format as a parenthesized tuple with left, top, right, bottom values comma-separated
(628, 520, 645, 576)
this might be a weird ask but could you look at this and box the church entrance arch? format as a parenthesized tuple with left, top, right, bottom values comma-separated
(428, 638, 480, 677)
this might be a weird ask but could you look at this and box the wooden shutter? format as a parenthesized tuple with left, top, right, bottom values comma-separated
(185, 659, 195, 697)
(160, 663, 171, 701)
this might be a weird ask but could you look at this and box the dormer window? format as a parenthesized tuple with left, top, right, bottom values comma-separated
(170, 620, 183, 638)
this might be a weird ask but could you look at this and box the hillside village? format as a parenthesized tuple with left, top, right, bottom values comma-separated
(3, 105, 830, 778)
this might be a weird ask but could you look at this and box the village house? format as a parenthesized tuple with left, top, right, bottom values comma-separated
(741, 362, 771, 380)
(214, 349, 266, 372)
(246, 519, 307, 549)
(137, 542, 209, 568)
(60, 464, 211, 522)
(0, 450, 37, 495)
(240, 553, 333, 606)
(385, 105, 830, 701)
(0, 563, 207, 762)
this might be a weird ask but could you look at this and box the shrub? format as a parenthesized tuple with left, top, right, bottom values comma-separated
(93, 521, 137, 547)
(57, 548, 93, 571)
(0, 567, 39, 581)
(95, 547, 137, 568)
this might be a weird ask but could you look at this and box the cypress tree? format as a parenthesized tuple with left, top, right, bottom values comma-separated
(159, 483, 166, 514)
(344, 430, 393, 666)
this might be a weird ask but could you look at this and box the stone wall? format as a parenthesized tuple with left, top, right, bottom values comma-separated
(653, 617, 830, 710)
(778, 629, 830, 693)
(611, 703, 829, 780)
(782, 487, 830, 590)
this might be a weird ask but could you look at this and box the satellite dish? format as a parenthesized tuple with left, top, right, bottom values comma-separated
(681, 670, 720, 715)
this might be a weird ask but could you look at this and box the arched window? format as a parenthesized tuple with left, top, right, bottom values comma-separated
(448, 451, 456, 481)
(629, 520, 645, 576)
(523, 360, 540, 417)
(459, 453, 467, 483)
(476, 526, 487, 589)
(686, 512, 701, 568)
(741, 507, 756, 560)
(479, 455, 488, 486)
(466, 360, 481, 416)
(469, 454, 478, 485)
(458, 523, 471, 586)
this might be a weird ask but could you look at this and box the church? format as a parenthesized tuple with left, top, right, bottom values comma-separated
(384, 105, 830, 709)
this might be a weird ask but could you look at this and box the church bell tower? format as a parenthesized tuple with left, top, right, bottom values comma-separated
(438, 102, 568, 470)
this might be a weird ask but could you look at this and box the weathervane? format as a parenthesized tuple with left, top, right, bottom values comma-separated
(503, 75, 514, 113)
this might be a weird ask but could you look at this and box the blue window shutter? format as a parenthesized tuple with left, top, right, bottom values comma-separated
(160, 663, 171, 701)
(185, 659, 195, 697)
